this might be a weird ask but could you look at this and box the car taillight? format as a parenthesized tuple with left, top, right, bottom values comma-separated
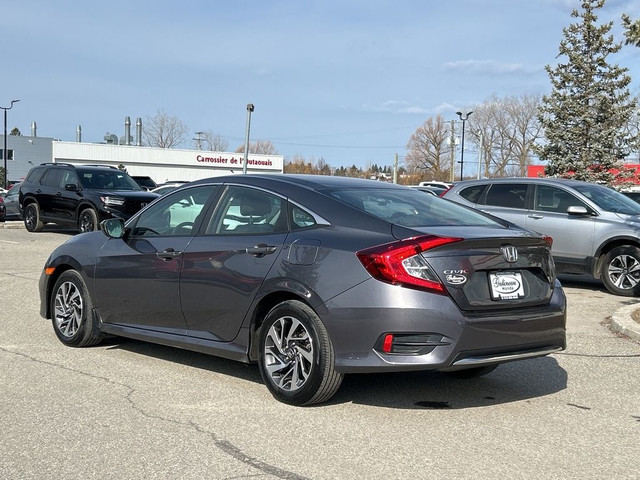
(356, 235, 463, 294)
(542, 235, 553, 249)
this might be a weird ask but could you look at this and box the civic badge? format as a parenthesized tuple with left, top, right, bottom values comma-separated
(501, 245, 518, 263)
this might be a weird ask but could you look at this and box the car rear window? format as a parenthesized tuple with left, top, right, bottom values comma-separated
(328, 187, 501, 227)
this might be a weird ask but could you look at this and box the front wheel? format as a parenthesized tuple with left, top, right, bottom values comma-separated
(78, 208, 98, 233)
(601, 246, 640, 296)
(258, 300, 343, 406)
(51, 270, 103, 347)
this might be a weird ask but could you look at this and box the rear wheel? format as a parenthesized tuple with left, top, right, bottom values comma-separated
(24, 203, 44, 232)
(601, 246, 640, 297)
(258, 300, 343, 406)
(78, 208, 98, 233)
(51, 270, 103, 347)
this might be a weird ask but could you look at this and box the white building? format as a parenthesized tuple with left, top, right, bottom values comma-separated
(53, 141, 284, 183)
(1, 132, 284, 187)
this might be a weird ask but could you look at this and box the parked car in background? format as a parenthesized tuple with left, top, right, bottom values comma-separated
(131, 175, 158, 191)
(2, 182, 22, 220)
(620, 185, 640, 204)
(151, 182, 188, 196)
(19, 163, 159, 233)
(419, 181, 452, 189)
(0, 195, 5, 221)
(410, 185, 448, 196)
(443, 177, 640, 296)
(39, 174, 566, 405)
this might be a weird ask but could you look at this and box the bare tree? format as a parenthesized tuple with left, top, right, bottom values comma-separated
(197, 130, 229, 151)
(467, 94, 542, 177)
(405, 115, 453, 181)
(142, 110, 188, 148)
(235, 140, 278, 155)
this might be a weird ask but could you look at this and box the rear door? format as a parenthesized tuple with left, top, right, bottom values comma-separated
(479, 182, 530, 226)
(180, 185, 289, 342)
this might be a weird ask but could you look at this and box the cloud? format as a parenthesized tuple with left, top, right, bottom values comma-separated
(361, 100, 429, 114)
(442, 59, 538, 75)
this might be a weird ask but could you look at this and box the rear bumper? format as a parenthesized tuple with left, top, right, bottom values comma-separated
(322, 278, 566, 374)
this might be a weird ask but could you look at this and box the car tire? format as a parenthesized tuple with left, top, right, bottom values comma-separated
(23, 203, 44, 232)
(51, 270, 104, 347)
(258, 300, 343, 406)
(601, 246, 640, 297)
(445, 365, 498, 379)
(78, 208, 98, 233)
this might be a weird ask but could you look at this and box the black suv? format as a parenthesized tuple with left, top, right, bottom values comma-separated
(19, 163, 159, 233)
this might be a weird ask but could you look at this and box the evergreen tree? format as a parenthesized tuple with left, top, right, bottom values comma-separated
(537, 0, 637, 185)
(622, 14, 640, 47)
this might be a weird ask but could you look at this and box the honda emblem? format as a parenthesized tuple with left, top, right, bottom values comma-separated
(501, 245, 518, 263)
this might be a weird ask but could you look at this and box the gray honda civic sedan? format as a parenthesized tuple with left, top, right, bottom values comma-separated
(39, 175, 566, 405)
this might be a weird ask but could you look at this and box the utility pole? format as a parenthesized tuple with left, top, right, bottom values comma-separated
(449, 120, 456, 183)
(393, 153, 398, 183)
(477, 131, 484, 179)
(242, 104, 254, 174)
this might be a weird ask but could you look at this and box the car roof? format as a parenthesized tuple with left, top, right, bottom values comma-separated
(191, 174, 408, 192)
(452, 177, 597, 188)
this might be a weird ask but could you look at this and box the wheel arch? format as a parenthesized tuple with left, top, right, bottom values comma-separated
(43, 261, 84, 319)
(75, 202, 100, 221)
(593, 236, 640, 279)
(247, 285, 325, 362)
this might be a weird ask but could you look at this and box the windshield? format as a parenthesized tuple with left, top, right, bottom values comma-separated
(573, 183, 640, 215)
(78, 169, 142, 191)
(328, 187, 503, 227)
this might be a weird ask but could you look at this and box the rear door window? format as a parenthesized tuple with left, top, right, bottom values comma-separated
(484, 184, 528, 209)
(458, 185, 487, 204)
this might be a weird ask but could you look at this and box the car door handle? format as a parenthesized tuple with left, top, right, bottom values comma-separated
(246, 244, 278, 257)
(156, 248, 182, 261)
(528, 214, 544, 219)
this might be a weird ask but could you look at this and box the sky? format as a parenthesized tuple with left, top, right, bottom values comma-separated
(4, 0, 640, 171)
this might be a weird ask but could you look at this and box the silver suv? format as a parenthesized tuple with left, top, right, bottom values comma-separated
(443, 177, 640, 296)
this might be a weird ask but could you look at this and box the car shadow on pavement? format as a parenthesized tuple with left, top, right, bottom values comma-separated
(104, 337, 567, 409)
(332, 356, 567, 409)
(557, 273, 608, 293)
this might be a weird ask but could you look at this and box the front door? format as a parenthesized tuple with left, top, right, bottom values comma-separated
(94, 185, 218, 333)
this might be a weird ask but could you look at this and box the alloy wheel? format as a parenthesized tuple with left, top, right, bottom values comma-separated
(607, 254, 640, 290)
(263, 316, 314, 392)
(53, 281, 84, 338)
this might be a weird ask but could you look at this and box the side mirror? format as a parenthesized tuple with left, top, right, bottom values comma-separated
(100, 218, 126, 238)
(567, 206, 588, 215)
(64, 183, 80, 192)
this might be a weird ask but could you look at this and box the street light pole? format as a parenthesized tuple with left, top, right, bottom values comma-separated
(456, 110, 472, 181)
(242, 104, 255, 174)
(2, 99, 20, 188)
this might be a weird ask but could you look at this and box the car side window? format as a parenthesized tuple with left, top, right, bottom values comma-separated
(484, 184, 527, 209)
(458, 185, 487, 204)
(534, 185, 586, 213)
(40, 169, 63, 188)
(60, 170, 78, 188)
(290, 204, 317, 229)
(207, 186, 286, 235)
(131, 185, 217, 236)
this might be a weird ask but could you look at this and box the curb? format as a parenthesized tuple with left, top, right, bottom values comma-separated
(1, 220, 25, 229)
(610, 302, 640, 342)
